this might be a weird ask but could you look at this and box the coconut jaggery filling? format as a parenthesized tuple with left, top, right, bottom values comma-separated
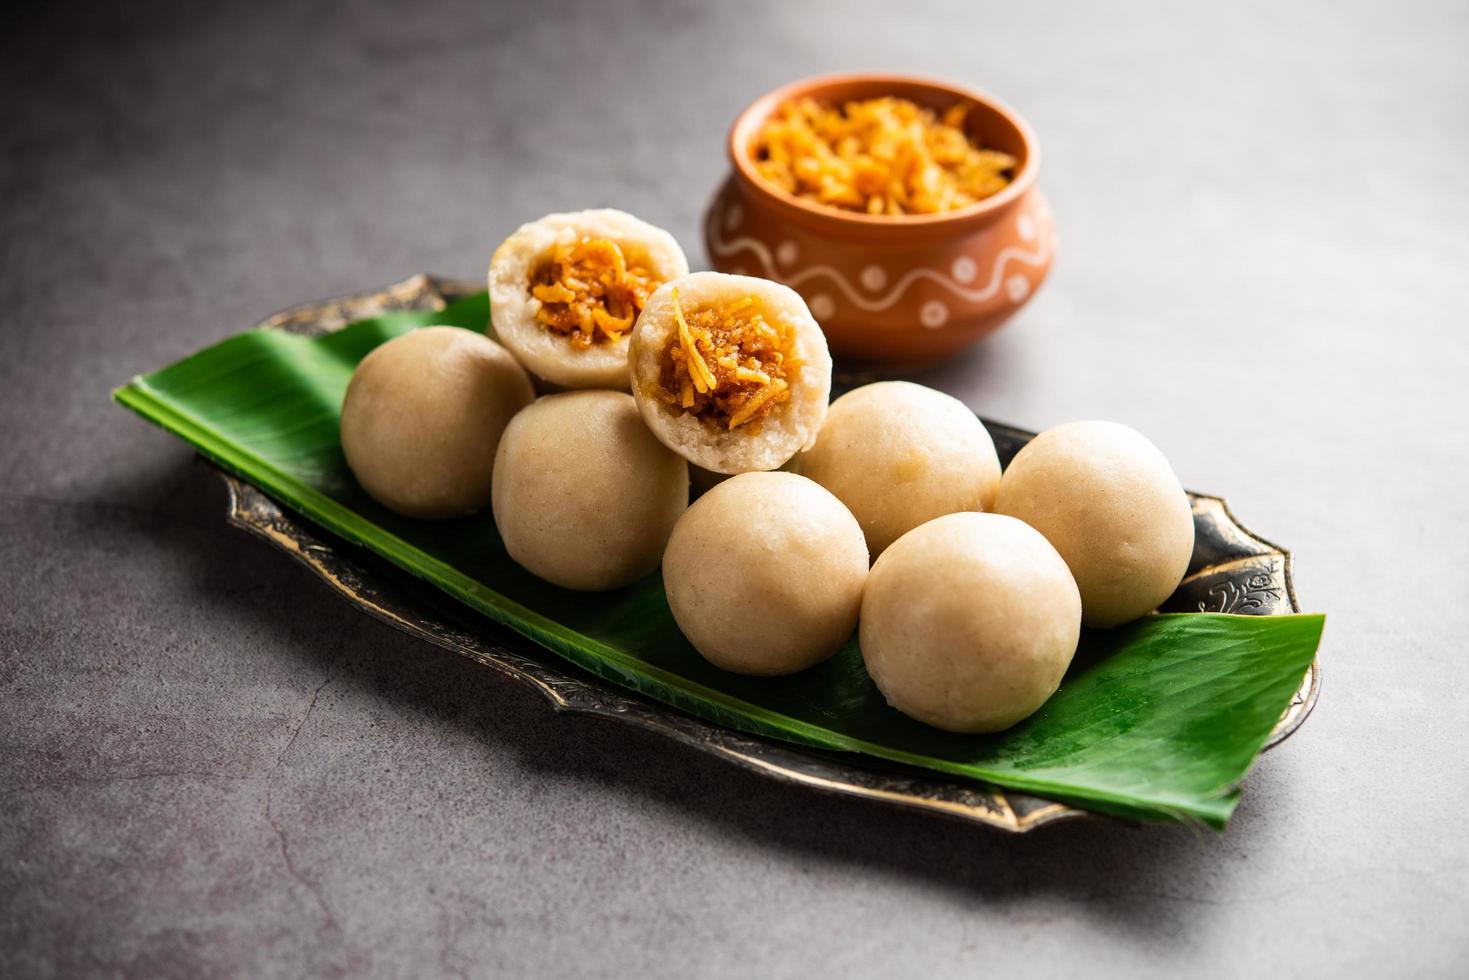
(530, 238, 662, 348)
(652, 290, 800, 431)
(751, 96, 1017, 216)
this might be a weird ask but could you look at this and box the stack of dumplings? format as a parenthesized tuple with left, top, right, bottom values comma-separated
(339, 207, 1195, 734)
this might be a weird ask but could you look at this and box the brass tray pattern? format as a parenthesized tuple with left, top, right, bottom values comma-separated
(219, 274, 1320, 833)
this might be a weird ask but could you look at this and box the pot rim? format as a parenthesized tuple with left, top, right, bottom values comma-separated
(727, 72, 1040, 236)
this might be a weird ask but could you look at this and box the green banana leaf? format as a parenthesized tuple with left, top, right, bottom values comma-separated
(114, 292, 1323, 829)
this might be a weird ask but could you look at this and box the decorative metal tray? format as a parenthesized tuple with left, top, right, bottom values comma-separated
(221, 273, 1320, 833)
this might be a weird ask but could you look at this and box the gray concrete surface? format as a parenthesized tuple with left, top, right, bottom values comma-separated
(3, 0, 1466, 976)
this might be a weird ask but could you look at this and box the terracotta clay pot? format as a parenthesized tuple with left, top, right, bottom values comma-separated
(705, 73, 1055, 365)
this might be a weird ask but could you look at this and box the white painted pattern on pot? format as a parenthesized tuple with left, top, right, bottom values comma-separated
(707, 203, 1052, 315)
(919, 300, 949, 329)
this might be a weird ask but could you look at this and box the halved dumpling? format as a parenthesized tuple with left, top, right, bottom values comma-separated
(629, 272, 832, 474)
(489, 209, 689, 389)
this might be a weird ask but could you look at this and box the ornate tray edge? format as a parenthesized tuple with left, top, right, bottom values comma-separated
(1198, 493, 1320, 748)
(209, 272, 1320, 834)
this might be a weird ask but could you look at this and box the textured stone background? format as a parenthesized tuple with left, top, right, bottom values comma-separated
(2, 1, 1466, 976)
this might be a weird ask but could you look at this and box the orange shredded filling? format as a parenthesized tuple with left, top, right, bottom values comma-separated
(751, 96, 1017, 216)
(651, 289, 800, 431)
(530, 238, 662, 348)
